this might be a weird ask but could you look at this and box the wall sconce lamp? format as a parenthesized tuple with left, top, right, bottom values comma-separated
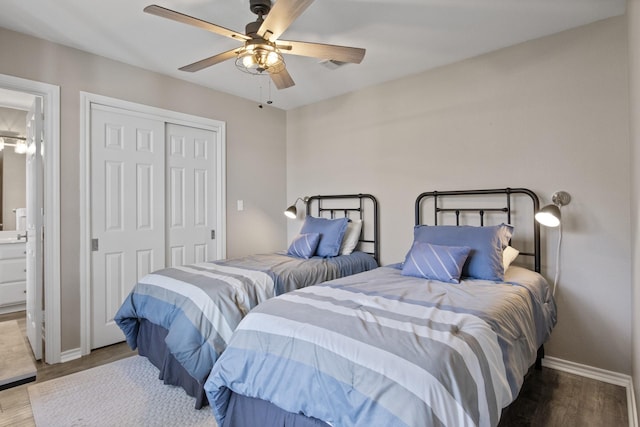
(535, 190, 571, 296)
(535, 191, 571, 227)
(284, 196, 309, 219)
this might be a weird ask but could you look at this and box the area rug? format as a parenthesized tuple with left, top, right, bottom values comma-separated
(28, 355, 216, 426)
(0, 319, 36, 390)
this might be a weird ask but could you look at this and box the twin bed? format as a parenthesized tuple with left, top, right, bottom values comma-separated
(115, 188, 557, 426)
(203, 188, 557, 426)
(114, 194, 380, 408)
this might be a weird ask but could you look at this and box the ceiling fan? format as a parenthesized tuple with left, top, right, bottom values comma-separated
(144, 0, 366, 90)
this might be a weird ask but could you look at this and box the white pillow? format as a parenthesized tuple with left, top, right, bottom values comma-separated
(502, 246, 520, 271)
(339, 219, 362, 255)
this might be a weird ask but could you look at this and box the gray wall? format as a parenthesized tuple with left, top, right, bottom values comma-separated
(629, 0, 640, 413)
(287, 17, 631, 374)
(0, 27, 288, 352)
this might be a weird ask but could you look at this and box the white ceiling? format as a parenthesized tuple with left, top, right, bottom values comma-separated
(0, 0, 626, 110)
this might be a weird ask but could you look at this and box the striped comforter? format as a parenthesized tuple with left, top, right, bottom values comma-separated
(114, 252, 378, 385)
(205, 265, 557, 427)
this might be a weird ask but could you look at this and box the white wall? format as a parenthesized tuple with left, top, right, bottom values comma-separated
(628, 0, 640, 414)
(0, 27, 288, 352)
(287, 17, 631, 373)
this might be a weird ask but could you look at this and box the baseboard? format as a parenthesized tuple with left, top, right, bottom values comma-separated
(542, 356, 638, 427)
(0, 303, 26, 315)
(630, 384, 638, 427)
(59, 348, 82, 363)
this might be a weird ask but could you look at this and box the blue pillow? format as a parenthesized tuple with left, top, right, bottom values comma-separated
(287, 233, 321, 259)
(300, 216, 349, 258)
(402, 242, 471, 283)
(412, 223, 513, 281)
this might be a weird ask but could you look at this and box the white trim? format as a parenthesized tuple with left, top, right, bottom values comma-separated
(0, 303, 26, 315)
(0, 74, 61, 364)
(59, 348, 82, 363)
(542, 356, 638, 427)
(79, 92, 226, 356)
(630, 383, 639, 427)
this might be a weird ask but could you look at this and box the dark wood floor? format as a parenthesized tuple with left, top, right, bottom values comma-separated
(498, 366, 628, 426)
(0, 310, 630, 427)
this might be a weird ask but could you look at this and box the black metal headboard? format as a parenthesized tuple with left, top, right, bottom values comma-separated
(305, 194, 379, 263)
(414, 188, 541, 273)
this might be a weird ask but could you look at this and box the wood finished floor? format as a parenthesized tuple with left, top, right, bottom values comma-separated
(0, 311, 136, 427)
(498, 367, 628, 427)
(0, 311, 629, 427)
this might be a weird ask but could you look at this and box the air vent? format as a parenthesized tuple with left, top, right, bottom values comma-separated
(319, 59, 348, 70)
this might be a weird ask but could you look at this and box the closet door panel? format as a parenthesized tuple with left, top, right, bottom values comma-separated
(90, 105, 165, 349)
(166, 123, 218, 266)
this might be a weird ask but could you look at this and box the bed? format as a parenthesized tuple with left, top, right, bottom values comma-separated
(204, 188, 558, 427)
(114, 193, 380, 409)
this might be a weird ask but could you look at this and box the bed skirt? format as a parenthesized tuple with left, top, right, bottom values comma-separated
(221, 393, 330, 427)
(137, 319, 208, 409)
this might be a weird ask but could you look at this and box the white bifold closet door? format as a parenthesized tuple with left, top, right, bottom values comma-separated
(90, 105, 217, 349)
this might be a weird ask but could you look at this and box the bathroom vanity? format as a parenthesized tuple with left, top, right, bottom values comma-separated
(0, 231, 26, 314)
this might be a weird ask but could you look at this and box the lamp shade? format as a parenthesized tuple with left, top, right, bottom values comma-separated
(284, 204, 297, 219)
(535, 204, 561, 227)
(284, 196, 309, 219)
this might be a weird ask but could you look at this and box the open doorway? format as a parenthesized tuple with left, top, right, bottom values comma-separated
(0, 74, 61, 364)
(0, 90, 32, 319)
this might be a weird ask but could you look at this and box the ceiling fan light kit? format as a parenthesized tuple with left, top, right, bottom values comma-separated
(235, 40, 285, 75)
(144, 0, 365, 90)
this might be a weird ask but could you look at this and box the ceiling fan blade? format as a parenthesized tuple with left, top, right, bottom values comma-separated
(144, 4, 249, 42)
(179, 48, 240, 72)
(277, 40, 365, 64)
(258, 0, 314, 41)
(270, 68, 295, 90)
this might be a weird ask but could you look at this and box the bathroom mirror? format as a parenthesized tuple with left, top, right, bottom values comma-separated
(0, 106, 27, 231)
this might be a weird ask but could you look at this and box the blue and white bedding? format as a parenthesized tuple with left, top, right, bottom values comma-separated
(114, 251, 378, 385)
(205, 264, 557, 427)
